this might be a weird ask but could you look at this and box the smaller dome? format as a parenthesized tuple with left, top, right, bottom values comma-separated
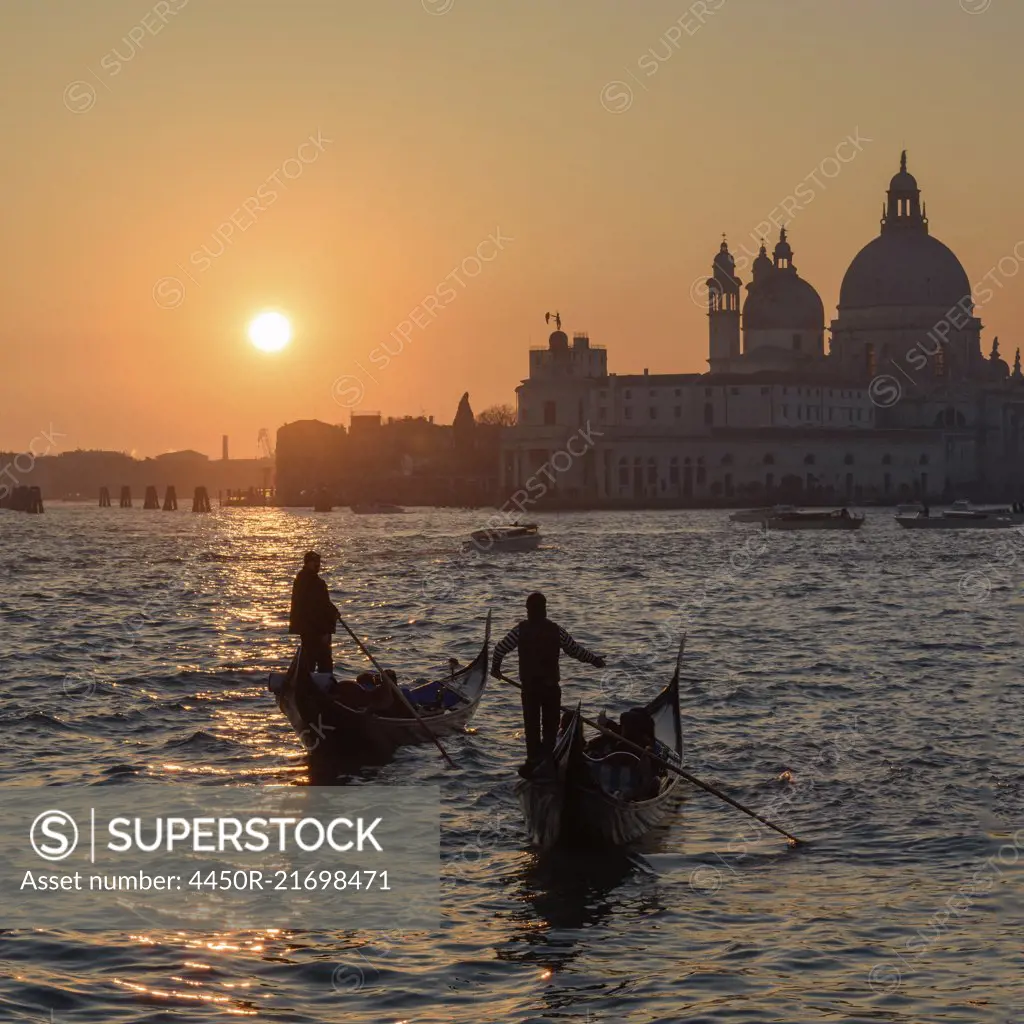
(743, 274, 824, 330)
(743, 229, 823, 330)
(549, 330, 569, 350)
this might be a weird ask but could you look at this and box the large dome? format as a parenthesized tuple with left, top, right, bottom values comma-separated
(839, 153, 972, 311)
(743, 273, 824, 330)
(839, 231, 971, 310)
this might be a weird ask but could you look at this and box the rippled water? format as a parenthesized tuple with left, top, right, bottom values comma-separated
(0, 505, 1021, 1023)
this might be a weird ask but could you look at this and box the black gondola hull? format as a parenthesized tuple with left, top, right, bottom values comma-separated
(268, 613, 491, 761)
(515, 646, 686, 850)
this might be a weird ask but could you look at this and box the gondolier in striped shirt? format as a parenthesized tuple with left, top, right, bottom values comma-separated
(491, 592, 605, 775)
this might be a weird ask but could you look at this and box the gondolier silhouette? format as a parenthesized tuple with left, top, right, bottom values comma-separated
(289, 551, 341, 675)
(491, 592, 605, 775)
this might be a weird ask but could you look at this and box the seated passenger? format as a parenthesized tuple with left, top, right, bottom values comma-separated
(328, 670, 400, 712)
(619, 708, 656, 750)
(589, 708, 660, 799)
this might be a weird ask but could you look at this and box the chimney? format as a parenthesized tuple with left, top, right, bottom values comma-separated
(643, 368, 649, 376)
(222, 435, 229, 461)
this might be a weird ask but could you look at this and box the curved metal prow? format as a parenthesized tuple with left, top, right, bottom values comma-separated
(674, 633, 687, 683)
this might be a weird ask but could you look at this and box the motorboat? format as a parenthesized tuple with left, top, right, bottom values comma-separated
(896, 507, 1018, 529)
(765, 508, 865, 531)
(729, 505, 798, 524)
(946, 499, 1024, 521)
(465, 523, 541, 552)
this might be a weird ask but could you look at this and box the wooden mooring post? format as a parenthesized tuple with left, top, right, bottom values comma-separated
(143, 486, 160, 510)
(99, 486, 111, 507)
(6, 485, 45, 513)
(162, 486, 178, 511)
(192, 486, 211, 513)
(119, 486, 132, 508)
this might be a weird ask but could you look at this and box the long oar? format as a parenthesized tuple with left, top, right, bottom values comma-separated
(339, 617, 457, 770)
(495, 671, 801, 846)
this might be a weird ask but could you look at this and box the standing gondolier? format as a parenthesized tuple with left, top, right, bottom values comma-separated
(491, 592, 605, 775)
(289, 551, 341, 675)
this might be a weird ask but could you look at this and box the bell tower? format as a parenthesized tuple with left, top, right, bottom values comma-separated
(707, 237, 741, 373)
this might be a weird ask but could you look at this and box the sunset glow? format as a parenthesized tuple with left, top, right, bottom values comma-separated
(248, 312, 292, 353)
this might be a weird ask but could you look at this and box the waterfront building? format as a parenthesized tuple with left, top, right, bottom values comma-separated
(502, 155, 1024, 504)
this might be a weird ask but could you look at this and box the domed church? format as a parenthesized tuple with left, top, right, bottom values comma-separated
(504, 153, 1024, 505)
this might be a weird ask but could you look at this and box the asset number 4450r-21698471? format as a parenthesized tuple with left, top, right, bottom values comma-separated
(187, 870, 389, 891)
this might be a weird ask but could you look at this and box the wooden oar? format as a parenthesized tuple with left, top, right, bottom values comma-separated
(495, 671, 802, 846)
(338, 617, 457, 770)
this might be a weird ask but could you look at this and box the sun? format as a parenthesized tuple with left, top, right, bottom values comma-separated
(248, 311, 292, 353)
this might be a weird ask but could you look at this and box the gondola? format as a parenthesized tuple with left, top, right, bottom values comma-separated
(268, 612, 491, 761)
(515, 642, 685, 850)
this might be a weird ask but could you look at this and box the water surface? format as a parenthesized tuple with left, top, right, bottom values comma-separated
(0, 506, 1020, 1022)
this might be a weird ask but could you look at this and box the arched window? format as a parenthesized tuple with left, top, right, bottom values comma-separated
(763, 453, 774, 465)
(804, 454, 815, 466)
(669, 457, 679, 486)
(618, 458, 629, 487)
(704, 403, 714, 426)
(696, 456, 707, 485)
(647, 458, 657, 486)
(844, 454, 854, 466)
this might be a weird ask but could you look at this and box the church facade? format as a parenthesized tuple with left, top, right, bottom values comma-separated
(500, 155, 1024, 504)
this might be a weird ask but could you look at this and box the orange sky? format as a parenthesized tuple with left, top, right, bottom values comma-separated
(1, 0, 1021, 456)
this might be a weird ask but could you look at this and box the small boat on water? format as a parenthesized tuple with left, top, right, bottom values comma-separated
(515, 644, 684, 850)
(895, 507, 1018, 530)
(947, 499, 1024, 521)
(730, 504, 797, 524)
(465, 523, 541, 552)
(765, 508, 865, 531)
(351, 503, 406, 514)
(268, 613, 491, 761)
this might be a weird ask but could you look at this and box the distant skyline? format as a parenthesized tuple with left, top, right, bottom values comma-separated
(2, 0, 1022, 456)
